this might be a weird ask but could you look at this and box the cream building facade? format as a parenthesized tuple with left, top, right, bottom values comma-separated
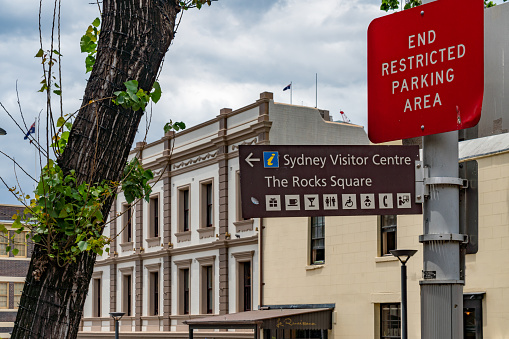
(78, 91, 369, 338)
(261, 133, 509, 339)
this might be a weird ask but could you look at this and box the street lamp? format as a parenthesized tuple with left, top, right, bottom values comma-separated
(390, 249, 417, 339)
(109, 312, 125, 339)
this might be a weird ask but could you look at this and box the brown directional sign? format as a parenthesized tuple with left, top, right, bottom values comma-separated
(239, 145, 422, 218)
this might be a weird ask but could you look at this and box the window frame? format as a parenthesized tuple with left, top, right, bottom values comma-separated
(146, 263, 161, 316)
(0, 232, 8, 257)
(200, 179, 214, 229)
(380, 215, 397, 256)
(310, 216, 325, 265)
(175, 259, 192, 315)
(463, 293, 484, 339)
(380, 303, 401, 339)
(119, 267, 134, 317)
(197, 255, 215, 315)
(13, 282, 24, 309)
(0, 282, 8, 309)
(122, 203, 133, 243)
(92, 277, 102, 317)
(149, 194, 160, 238)
(13, 231, 27, 257)
(232, 251, 254, 312)
(178, 185, 191, 233)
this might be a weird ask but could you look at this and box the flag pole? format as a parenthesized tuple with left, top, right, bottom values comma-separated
(290, 81, 292, 105)
(315, 73, 317, 108)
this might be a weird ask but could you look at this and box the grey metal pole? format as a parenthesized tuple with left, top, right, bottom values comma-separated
(401, 263, 408, 339)
(421, 130, 463, 339)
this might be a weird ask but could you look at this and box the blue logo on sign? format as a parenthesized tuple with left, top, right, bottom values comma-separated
(263, 151, 279, 168)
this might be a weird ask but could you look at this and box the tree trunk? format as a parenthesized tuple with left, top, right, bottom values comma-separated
(12, 1, 179, 338)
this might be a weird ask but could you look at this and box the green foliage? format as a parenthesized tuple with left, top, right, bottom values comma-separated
(50, 115, 73, 155)
(484, 0, 497, 7)
(404, 0, 421, 9)
(163, 120, 186, 134)
(380, 0, 421, 11)
(80, 17, 101, 73)
(34, 49, 62, 95)
(380, 0, 399, 11)
(122, 158, 154, 203)
(179, 0, 212, 10)
(112, 80, 162, 112)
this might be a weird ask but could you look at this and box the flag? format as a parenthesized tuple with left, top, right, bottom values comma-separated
(283, 83, 291, 91)
(24, 121, 36, 140)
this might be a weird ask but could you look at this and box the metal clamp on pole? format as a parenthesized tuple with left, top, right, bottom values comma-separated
(415, 160, 469, 203)
(419, 233, 468, 243)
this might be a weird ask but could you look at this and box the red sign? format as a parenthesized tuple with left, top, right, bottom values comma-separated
(367, 0, 484, 143)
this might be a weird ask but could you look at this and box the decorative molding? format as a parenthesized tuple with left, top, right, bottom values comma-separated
(92, 271, 103, 279)
(119, 242, 134, 252)
(93, 236, 258, 267)
(195, 255, 216, 266)
(146, 237, 161, 248)
(233, 220, 254, 233)
(145, 263, 161, 272)
(173, 259, 192, 269)
(172, 151, 218, 170)
(119, 266, 134, 275)
(231, 137, 258, 151)
(231, 250, 254, 261)
(197, 227, 215, 239)
(175, 231, 191, 243)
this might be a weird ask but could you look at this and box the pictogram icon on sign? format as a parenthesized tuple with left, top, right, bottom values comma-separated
(285, 195, 301, 211)
(379, 193, 393, 209)
(265, 195, 281, 211)
(342, 194, 357, 210)
(304, 194, 319, 210)
(323, 194, 338, 210)
(263, 151, 279, 168)
(360, 194, 375, 209)
(397, 193, 412, 208)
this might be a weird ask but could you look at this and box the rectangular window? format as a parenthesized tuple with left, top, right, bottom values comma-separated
(123, 275, 132, 316)
(13, 282, 24, 308)
(200, 181, 214, 228)
(310, 216, 325, 265)
(178, 187, 191, 232)
(0, 233, 8, 256)
(200, 265, 214, 314)
(149, 271, 159, 316)
(380, 215, 397, 256)
(381, 303, 401, 339)
(237, 261, 252, 312)
(150, 196, 159, 238)
(13, 232, 27, 257)
(123, 204, 133, 243)
(464, 294, 483, 339)
(0, 283, 8, 309)
(182, 268, 190, 314)
(93, 278, 101, 317)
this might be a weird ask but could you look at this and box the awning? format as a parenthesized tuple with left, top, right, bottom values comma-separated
(185, 308, 333, 331)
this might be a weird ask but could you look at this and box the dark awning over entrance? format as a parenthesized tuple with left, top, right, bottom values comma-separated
(184, 308, 333, 338)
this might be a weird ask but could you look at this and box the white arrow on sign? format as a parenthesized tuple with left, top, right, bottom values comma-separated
(245, 152, 261, 168)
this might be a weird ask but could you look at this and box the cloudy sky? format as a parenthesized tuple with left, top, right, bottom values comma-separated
(0, 0, 503, 205)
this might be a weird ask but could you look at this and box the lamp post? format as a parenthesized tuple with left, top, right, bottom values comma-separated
(390, 249, 417, 339)
(109, 312, 125, 339)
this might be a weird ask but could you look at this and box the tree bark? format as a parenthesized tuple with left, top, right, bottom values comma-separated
(12, 1, 179, 338)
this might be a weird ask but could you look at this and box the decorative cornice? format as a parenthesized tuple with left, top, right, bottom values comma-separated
(231, 137, 258, 151)
(93, 235, 258, 267)
(172, 151, 218, 170)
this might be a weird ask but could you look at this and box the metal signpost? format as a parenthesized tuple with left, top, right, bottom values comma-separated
(368, 0, 484, 338)
(239, 145, 421, 219)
